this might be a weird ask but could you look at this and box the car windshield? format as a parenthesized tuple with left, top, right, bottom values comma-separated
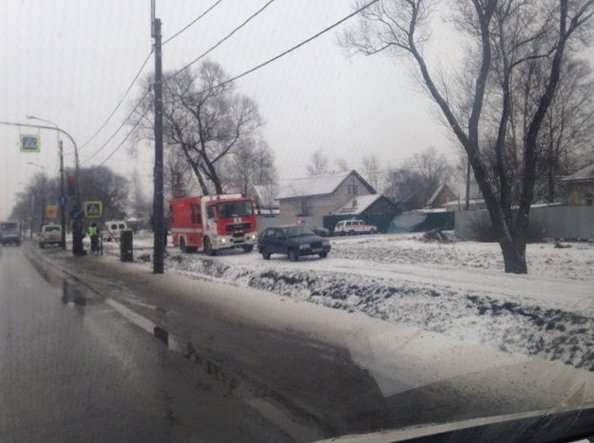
(284, 225, 316, 237)
(1, 1, 594, 442)
(217, 201, 253, 218)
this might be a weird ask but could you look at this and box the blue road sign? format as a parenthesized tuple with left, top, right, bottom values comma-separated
(58, 195, 67, 206)
(70, 205, 84, 220)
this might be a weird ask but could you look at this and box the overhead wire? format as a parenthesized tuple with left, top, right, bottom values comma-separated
(196, 0, 381, 95)
(79, 51, 152, 150)
(93, 0, 380, 167)
(165, 0, 278, 82)
(97, 113, 146, 167)
(163, 0, 225, 45)
(80, 89, 150, 165)
(90, 0, 276, 166)
(79, 0, 225, 153)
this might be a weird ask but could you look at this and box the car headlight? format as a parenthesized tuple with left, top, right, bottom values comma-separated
(251, 234, 257, 240)
(299, 243, 310, 249)
(220, 238, 226, 244)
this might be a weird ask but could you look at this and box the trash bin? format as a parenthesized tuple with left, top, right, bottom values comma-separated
(120, 229, 133, 262)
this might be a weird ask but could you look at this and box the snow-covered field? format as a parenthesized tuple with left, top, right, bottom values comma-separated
(105, 233, 594, 371)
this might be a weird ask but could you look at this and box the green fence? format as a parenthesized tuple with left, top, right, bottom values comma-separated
(387, 211, 455, 233)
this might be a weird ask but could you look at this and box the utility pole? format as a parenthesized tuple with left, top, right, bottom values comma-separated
(152, 15, 165, 274)
(59, 140, 67, 249)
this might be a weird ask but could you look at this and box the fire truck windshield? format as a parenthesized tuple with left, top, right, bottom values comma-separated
(216, 201, 253, 218)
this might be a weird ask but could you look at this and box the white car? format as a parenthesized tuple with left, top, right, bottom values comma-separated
(39, 224, 62, 248)
(102, 220, 128, 241)
(333, 219, 378, 236)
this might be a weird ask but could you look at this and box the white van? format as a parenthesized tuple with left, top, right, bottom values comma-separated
(103, 220, 128, 241)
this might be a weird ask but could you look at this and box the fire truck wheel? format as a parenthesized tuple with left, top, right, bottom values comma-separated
(242, 245, 254, 253)
(204, 237, 216, 256)
(179, 237, 187, 253)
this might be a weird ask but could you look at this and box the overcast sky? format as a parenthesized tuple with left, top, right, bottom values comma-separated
(1, 0, 591, 219)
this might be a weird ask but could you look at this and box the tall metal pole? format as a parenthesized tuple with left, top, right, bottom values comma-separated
(152, 17, 165, 274)
(59, 140, 67, 249)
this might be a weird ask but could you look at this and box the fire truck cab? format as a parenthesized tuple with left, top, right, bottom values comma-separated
(169, 194, 257, 255)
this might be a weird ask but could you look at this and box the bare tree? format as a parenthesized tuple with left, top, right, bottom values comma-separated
(165, 146, 193, 199)
(334, 157, 350, 172)
(307, 149, 330, 176)
(223, 137, 278, 196)
(384, 147, 452, 209)
(133, 61, 263, 195)
(343, 0, 594, 273)
(362, 154, 382, 190)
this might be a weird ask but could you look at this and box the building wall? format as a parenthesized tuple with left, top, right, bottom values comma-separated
(566, 182, 594, 206)
(456, 205, 594, 240)
(279, 174, 373, 217)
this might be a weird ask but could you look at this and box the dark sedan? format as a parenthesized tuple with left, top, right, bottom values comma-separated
(258, 225, 331, 261)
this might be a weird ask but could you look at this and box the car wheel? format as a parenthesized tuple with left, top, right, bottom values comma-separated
(242, 245, 254, 253)
(179, 237, 187, 253)
(348, 230, 355, 236)
(261, 248, 271, 260)
(288, 248, 299, 262)
(204, 237, 216, 256)
(39, 243, 45, 249)
(319, 252, 328, 258)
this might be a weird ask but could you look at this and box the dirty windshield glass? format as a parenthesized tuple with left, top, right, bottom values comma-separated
(1, 1, 594, 442)
(217, 201, 253, 218)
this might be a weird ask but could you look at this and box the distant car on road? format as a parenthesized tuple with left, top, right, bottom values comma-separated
(258, 225, 331, 261)
(0, 221, 21, 246)
(333, 219, 378, 236)
(103, 220, 128, 241)
(39, 224, 62, 248)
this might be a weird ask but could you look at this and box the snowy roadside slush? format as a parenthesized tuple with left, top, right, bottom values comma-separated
(111, 233, 594, 371)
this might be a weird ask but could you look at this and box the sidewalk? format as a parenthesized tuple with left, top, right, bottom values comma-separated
(27, 244, 594, 439)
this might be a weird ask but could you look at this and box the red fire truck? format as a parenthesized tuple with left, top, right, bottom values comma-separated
(169, 194, 258, 255)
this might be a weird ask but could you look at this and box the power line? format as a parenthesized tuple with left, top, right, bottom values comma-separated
(81, 1, 275, 164)
(198, 0, 381, 94)
(163, 0, 225, 45)
(166, 0, 277, 82)
(97, 113, 146, 166)
(80, 89, 150, 165)
(79, 0, 223, 152)
(79, 51, 153, 150)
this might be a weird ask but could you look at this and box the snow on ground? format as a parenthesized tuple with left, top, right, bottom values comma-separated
(103, 233, 594, 371)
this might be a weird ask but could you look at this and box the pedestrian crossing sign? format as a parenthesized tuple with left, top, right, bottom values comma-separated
(20, 134, 40, 153)
(84, 201, 103, 218)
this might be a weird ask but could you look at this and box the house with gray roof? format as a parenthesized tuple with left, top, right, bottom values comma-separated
(277, 170, 376, 217)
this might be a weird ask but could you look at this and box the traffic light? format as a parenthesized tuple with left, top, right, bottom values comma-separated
(66, 173, 76, 196)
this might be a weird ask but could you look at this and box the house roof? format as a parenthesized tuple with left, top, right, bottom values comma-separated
(561, 163, 594, 183)
(426, 183, 457, 206)
(334, 194, 383, 215)
(277, 170, 374, 200)
(252, 185, 279, 208)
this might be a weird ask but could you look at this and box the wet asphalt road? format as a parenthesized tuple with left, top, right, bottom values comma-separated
(0, 245, 294, 443)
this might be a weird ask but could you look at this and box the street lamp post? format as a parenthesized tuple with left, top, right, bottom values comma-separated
(25, 116, 84, 255)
